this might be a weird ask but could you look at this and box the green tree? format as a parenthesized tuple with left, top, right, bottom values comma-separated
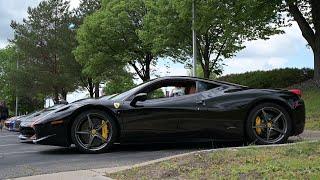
(145, 0, 282, 78)
(74, 4, 128, 88)
(0, 46, 16, 114)
(75, 0, 101, 18)
(74, 0, 102, 98)
(187, 63, 217, 80)
(11, 0, 81, 103)
(284, 0, 320, 80)
(103, 73, 136, 95)
(75, 0, 176, 82)
(0, 46, 44, 114)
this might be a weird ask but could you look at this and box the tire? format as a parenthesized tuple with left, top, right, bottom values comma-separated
(71, 110, 118, 153)
(246, 103, 292, 145)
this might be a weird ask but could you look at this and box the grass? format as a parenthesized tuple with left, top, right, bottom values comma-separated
(303, 89, 320, 130)
(290, 79, 320, 130)
(108, 141, 320, 179)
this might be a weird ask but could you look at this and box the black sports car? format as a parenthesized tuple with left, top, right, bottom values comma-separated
(30, 76, 305, 153)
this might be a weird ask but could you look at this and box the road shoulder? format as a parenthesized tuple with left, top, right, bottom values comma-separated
(13, 138, 320, 180)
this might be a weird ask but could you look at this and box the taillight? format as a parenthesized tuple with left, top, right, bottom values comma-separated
(289, 89, 302, 97)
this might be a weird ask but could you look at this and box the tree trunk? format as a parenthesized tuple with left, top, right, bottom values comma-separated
(203, 35, 211, 79)
(88, 78, 94, 98)
(61, 88, 67, 101)
(53, 87, 59, 104)
(203, 54, 210, 79)
(314, 47, 320, 80)
(203, 66, 210, 79)
(129, 55, 151, 82)
(287, 1, 320, 80)
(140, 54, 152, 82)
(94, 82, 100, 98)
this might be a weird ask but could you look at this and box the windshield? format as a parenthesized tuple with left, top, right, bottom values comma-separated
(109, 81, 150, 101)
(45, 104, 65, 111)
(99, 94, 118, 100)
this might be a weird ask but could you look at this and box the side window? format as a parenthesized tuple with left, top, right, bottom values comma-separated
(147, 86, 187, 100)
(197, 81, 219, 92)
(147, 88, 166, 99)
(143, 80, 197, 100)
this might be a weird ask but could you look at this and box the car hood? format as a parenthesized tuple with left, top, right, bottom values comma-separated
(68, 97, 118, 108)
(32, 97, 118, 125)
(70, 98, 99, 105)
(20, 111, 52, 127)
(22, 112, 43, 122)
(70, 95, 116, 106)
(20, 105, 68, 126)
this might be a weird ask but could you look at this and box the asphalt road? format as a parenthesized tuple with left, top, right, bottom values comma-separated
(0, 130, 319, 179)
(0, 130, 216, 179)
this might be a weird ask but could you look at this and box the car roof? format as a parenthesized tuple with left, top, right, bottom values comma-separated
(152, 76, 247, 88)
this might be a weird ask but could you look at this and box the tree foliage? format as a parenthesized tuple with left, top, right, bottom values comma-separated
(0, 46, 44, 114)
(145, 0, 283, 78)
(75, 0, 101, 20)
(75, 0, 174, 82)
(219, 68, 314, 88)
(74, 4, 128, 82)
(103, 73, 136, 95)
(11, 0, 81, 103)
(73, 0, 102, 98)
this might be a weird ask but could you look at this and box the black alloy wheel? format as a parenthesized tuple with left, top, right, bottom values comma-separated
(246, 103, 292, 145)
(71, 110, 117, 153)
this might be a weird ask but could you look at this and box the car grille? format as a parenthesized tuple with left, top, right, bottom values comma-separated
(20, 127, 35, 137)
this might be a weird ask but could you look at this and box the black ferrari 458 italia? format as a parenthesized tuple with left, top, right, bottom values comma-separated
(29, 76, 305, 153)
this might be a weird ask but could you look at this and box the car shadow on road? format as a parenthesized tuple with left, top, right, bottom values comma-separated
(38, 136, 306, 155)
(38, 141, 246, 155)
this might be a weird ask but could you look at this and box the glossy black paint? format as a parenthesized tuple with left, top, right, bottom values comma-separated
(32, 76, 306, 147)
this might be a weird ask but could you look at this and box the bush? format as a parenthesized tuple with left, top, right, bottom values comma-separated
(218, 68, 314, 89)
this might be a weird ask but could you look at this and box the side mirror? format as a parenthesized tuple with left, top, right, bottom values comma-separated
(130, 93, 147, 107)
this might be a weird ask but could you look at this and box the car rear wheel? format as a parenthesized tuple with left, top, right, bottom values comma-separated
(246, 103, 292, 145)
(71, 110, 117, 153)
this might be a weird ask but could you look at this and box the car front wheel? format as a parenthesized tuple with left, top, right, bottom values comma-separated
(71, 110, 117, 153)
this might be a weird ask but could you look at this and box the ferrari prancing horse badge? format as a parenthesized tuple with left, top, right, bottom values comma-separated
(114, 102, 121, 109)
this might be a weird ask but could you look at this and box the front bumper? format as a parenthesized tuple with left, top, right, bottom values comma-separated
(33, 121, 71, 147)
(20, 126, 35, 138)
(33, 134, 56, 144)
(19, 134, 36, 142)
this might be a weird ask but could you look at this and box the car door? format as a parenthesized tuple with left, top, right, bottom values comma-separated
(120, 79, 199, 142)
(178, 81, 241, 140)
(177, 81, 224, 139)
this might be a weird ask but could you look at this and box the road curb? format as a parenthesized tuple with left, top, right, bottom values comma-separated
(11, 169, 112, 180)
(12, 139, 319, 180)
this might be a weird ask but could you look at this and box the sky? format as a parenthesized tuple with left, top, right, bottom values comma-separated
(0, 0, 314, 103)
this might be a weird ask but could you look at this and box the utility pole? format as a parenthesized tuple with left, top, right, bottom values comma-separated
(192, 0, 197, 77)
(15, 58, 18, 116)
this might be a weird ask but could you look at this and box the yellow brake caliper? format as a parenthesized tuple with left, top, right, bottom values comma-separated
(101, 121, 109, 139)
(255, 116, 262, 135)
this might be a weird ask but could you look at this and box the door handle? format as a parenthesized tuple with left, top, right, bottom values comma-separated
(196, 100, 206, 106)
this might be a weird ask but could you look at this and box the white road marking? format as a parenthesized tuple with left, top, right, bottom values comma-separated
(1, 150, 39, 155)
(0, 135, 18, 138)
(0, 144, 19, 147)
